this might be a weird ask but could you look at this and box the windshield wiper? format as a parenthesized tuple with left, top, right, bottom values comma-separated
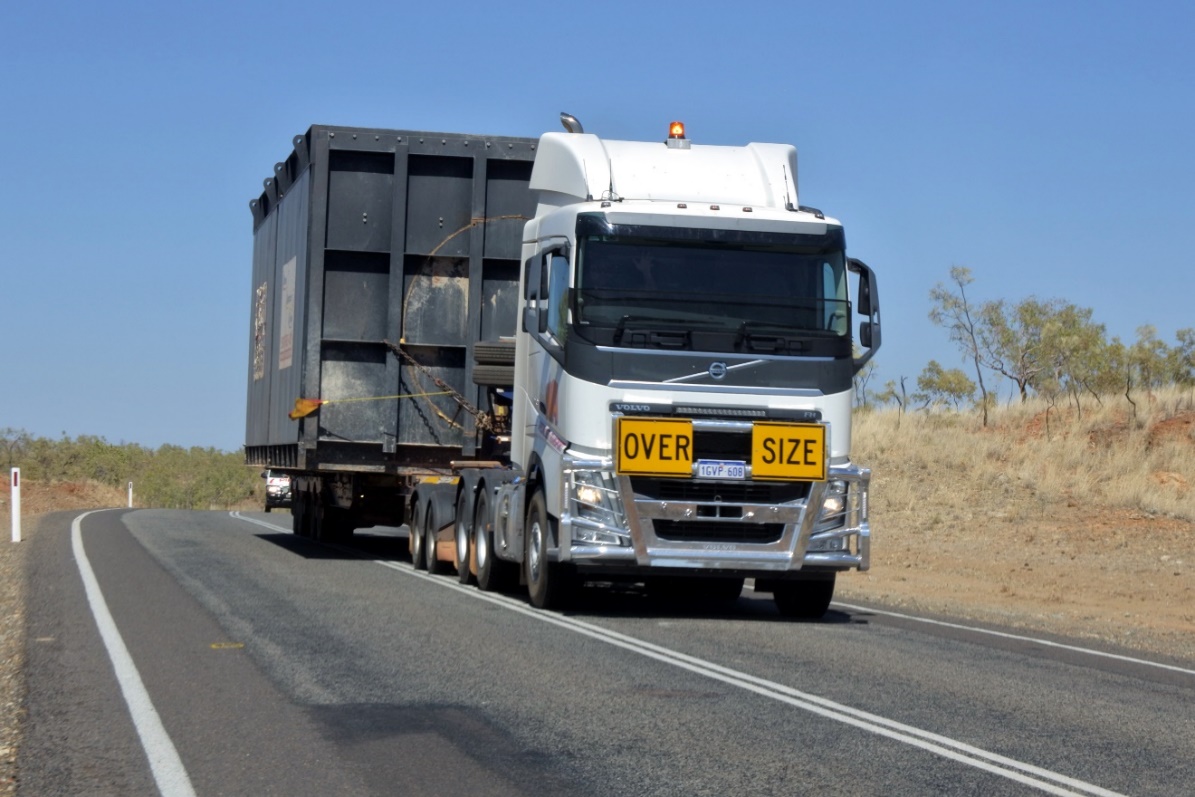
(612, 315, 722, 346)
(735, 321, 805, 353)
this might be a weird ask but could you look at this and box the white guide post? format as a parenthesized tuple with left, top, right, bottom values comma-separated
(128, 481, 133, 509)
(10, 469, 20, 543)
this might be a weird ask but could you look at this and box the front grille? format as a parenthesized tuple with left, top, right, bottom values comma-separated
(630, 477, 810, 504)
(653, 520, 785, 544)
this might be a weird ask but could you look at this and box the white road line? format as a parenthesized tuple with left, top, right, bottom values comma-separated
(227, 513, 1139, 796)
(229, 511, 288, 532)
(833, 601, 1195, 678)
(229, 512, 1191, 679)
(370, 558, 1124, 797)
(72, 511, 197, 797)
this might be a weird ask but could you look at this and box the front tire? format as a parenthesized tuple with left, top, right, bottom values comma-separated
(525, 489, 575, 609)
(773, 574, 836, 619)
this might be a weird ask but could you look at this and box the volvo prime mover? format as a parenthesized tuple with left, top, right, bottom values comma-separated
(245, 114, 880, 617)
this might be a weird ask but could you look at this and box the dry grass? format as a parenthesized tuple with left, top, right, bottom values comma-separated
(846, 387, 1195, 659)
(857, 386, 1195, 523)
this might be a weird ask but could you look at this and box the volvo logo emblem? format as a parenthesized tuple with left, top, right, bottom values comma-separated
(708, 362, 728, 380)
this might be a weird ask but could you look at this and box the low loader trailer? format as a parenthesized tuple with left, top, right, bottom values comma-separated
(245, 114, 880, 617)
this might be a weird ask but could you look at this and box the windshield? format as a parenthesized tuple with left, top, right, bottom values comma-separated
(574, 229, 850, 354)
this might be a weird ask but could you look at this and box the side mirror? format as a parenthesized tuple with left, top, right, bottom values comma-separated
(523, 256, 540, 301)
(847, 258, 881, 373)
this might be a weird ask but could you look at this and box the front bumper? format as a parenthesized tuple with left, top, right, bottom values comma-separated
(265, 488, 292, 507)
(559, 456, 870, 574)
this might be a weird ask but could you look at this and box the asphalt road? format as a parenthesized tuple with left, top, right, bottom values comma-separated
(22, 509, 1195, 796)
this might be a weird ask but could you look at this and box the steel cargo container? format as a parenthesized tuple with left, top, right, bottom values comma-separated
(245, 125, 537, 472)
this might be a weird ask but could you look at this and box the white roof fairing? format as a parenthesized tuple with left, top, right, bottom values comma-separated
(529, 132, 800, 212)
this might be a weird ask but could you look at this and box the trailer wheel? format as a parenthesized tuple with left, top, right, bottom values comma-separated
(525, 489, 575, 609)
(474, 487, 516, 592)
(425, 504, 447, 575)
(317, 507, 352, 544)
(410, 498, 427, 570)
(773, 574, 836, 620)
(292, 488, 311, 538)
(454, 489, 475, 585)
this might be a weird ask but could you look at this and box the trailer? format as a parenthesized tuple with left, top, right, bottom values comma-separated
(246, 116, 880, 617)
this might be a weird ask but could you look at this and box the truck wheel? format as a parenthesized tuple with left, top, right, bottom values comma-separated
(265, 506, 272, 513)
(410, 499, 426, 570)
(525, 489, 575, 609)
(318, 507, 352, 544)
(425, 505, 447, 575)
(292, 489, 310, 538)
(454, 489, 475, 585)
(773, 574, 836, 619)
(474, 487, 516, 592)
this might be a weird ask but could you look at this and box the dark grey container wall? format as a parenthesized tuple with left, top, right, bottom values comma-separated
(245, 126, 537, 471)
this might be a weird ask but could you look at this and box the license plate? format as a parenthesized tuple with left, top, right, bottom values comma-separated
(697, 460, 746, 480)
(751, 422, 826, 481)
(615, 417, 693, 476)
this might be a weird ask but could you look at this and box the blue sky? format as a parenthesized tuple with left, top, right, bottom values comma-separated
(2, 0, 1192, 452)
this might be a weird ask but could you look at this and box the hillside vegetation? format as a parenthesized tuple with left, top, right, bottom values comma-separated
(844, 387, 1193, 658)
(0, 429, 261, 513)
(857, 386, 1194, 523)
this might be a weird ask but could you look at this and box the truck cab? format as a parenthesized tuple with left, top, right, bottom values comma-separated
(493, 120, 880, 614)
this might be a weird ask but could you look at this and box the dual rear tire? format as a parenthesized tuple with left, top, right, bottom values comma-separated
(473, 487, 517, 592)
(291, 483, 352, 543)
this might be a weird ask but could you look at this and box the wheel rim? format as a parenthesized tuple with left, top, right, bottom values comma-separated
(476, 520, 489, 570)
(475, 492, 490, 571)
(425, 510, 436, 565)
(411, 507, 424, 565)
(455, 513, 469, 567)
(528, 518, 543, 583)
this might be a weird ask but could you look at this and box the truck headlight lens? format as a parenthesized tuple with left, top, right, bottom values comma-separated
(568, 469, 628, 535)
(818, 479, 848, 527)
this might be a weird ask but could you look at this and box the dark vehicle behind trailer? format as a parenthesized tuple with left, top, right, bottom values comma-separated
(245, 125, 537, 542)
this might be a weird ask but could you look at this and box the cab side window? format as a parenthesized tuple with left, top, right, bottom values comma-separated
(546, 252, 570, 344)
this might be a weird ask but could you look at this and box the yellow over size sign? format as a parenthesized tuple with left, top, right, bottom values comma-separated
(615, 418, 694, 476)
(751, 422, 827, 481)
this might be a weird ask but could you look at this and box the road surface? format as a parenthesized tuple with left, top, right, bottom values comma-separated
(21, 509, 1195, 795)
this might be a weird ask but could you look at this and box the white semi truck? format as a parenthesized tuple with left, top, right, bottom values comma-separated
(246, 115, 879, 618)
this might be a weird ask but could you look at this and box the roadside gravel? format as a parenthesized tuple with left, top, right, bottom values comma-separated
(0, 516, 28, 796)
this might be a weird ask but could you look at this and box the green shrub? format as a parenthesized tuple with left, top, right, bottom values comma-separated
(0, 428, 260, 510)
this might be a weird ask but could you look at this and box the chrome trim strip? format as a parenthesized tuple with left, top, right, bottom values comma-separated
(609, 381, 824, 397)
(595, 346, 837, 364)
(665, 359, 767, 384)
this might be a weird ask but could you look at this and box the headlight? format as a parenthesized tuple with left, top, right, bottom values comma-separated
(819, 479, 848, 526)
(568, 469, 629, 539)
